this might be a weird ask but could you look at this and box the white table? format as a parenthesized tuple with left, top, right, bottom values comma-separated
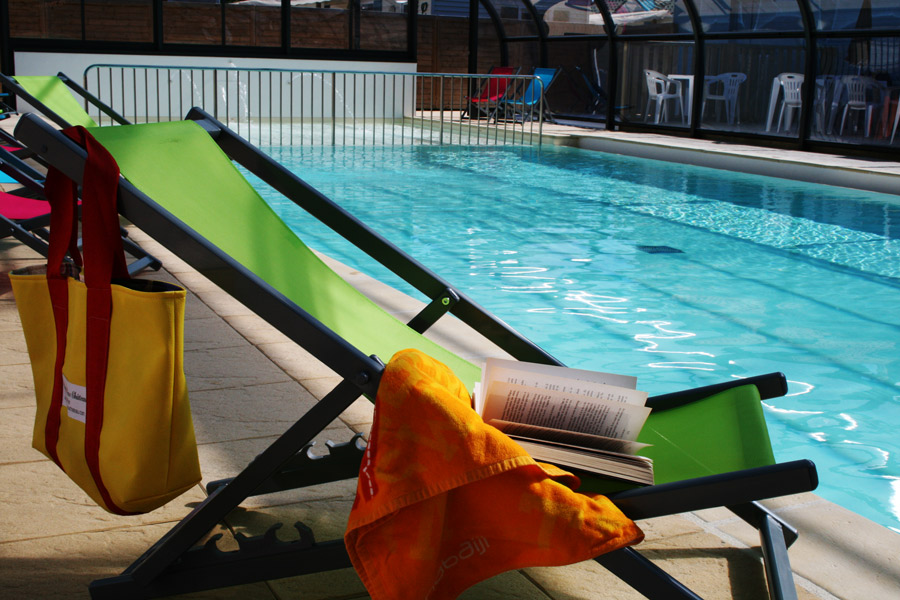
(667, 74, 693, 125)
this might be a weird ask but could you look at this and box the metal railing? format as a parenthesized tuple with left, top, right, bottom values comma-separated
(82, 65, 547, 147)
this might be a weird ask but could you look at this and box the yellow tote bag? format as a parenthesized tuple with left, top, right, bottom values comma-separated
(9, 126, 200, 514)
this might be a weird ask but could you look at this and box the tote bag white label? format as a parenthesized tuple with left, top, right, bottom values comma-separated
(62, 375, 87, 423)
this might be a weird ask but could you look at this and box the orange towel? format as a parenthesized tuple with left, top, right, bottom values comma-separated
(345, 349, 643, 600)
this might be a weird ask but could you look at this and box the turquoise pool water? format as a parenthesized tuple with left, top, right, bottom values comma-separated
(251, 144, 900, 533)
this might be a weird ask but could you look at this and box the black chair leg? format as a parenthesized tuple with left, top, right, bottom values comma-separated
(594, 547, 702, 600)
(760, 514, 799, 600)
(729, 502, 800, 600)
(119, 228, 162, 273)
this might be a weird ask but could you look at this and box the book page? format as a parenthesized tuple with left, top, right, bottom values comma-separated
(490, 419, 650, 454)
(481, 382, 650, 441)
(510, 438, 654, 485)
(483, 358, 637, 391)
(476, 358, 644, 414)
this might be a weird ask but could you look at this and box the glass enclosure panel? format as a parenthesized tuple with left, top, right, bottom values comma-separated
(420, 12, 470, 72)
(617, 40, 694, 127)
(813, 37, 900, 147)
(609, 0, 692, 36)
(700, 41, 749, 131)
(291, 2, 349, 49)
(736, 39, 805, 137)
(817, 36, 900, 80)
(164, 1, 222, 45)
(695, 0, 803, 34)
(546, 39, 609, 117)
(486, 0, 540, 37)
(86, 0, 153, 43)
(506, 39, 541, 74)
(813, 0, 900, 33)
(359, 3, 408, 51)
(475, 15, 507, 73)
(536, 0, 605, 38)
(701, 39, 802, 135)
(226, 2, 281, 47)
(9, 0, 82, 40)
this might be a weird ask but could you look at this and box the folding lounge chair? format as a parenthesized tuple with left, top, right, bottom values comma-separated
(15, 111, 817, 600)
(0, 71, 129, 130)
(460, 66, 518, 120)
(576, 65, 607, 114)
(492, 67, 558, 124)
(0, 145, 161, 274)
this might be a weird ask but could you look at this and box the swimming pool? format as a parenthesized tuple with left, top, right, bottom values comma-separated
(250, 143, 900, 533)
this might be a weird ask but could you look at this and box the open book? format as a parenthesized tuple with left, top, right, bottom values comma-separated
(474, 358, 653, 486)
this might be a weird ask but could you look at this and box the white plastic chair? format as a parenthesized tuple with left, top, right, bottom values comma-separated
(839, 75, 881, 137)
(702, 72, 746, 125)
(776, 73, 804, 133)
(644, 70, 685, 125)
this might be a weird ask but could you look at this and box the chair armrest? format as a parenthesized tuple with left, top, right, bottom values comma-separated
(607, 459, 817, 520)
(646, 372, 787, 412)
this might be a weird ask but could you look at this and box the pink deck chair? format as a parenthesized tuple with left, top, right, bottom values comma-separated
(1, 146, 161, 274)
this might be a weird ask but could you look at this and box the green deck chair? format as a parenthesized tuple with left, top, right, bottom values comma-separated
(0, 72, 129, 130)
(14, 111, 816, 600)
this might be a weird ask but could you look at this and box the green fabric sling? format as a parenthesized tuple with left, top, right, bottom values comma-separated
(579, 384, 776, 493)
(637, 384, 776, 484)
(89, 121, 481, 390)
(13, 76, 99, 128)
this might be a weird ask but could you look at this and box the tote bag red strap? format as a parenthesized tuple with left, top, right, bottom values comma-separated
(44, 126, 132, 514)
(68, 127, 129, 285)
(67, 127, 132, 515)
(41, 137, 85, 468)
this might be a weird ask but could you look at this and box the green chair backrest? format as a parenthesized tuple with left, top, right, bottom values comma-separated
(637, 384, 776, 484)
(13, 76, 98, 128)
(89, 121, 481, 390)
(579, 384, 776, 494)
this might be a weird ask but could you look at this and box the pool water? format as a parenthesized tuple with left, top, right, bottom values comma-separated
(250, 144, 900, 533)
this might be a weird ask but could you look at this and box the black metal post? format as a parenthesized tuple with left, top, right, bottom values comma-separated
(796, 0, 818, 151)
(0, 0, 11, 76)
(153, 0, 163, 52)
(408, 0, 419, 64)
(468, 0, 479, 74)
(682, 0, 704, 135)
(282, 0, 291, 54)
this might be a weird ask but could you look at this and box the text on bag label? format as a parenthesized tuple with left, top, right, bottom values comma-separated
(62, 375, 87, 423)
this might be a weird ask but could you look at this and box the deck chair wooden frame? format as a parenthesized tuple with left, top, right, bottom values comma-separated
(14, 111, 816, 600)
(0, 145, 161, 275)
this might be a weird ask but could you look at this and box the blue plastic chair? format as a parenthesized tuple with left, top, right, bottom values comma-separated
(492, 67, 558, 123)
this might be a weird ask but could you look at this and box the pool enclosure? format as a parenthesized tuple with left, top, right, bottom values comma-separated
(2, 0, 900, 156)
